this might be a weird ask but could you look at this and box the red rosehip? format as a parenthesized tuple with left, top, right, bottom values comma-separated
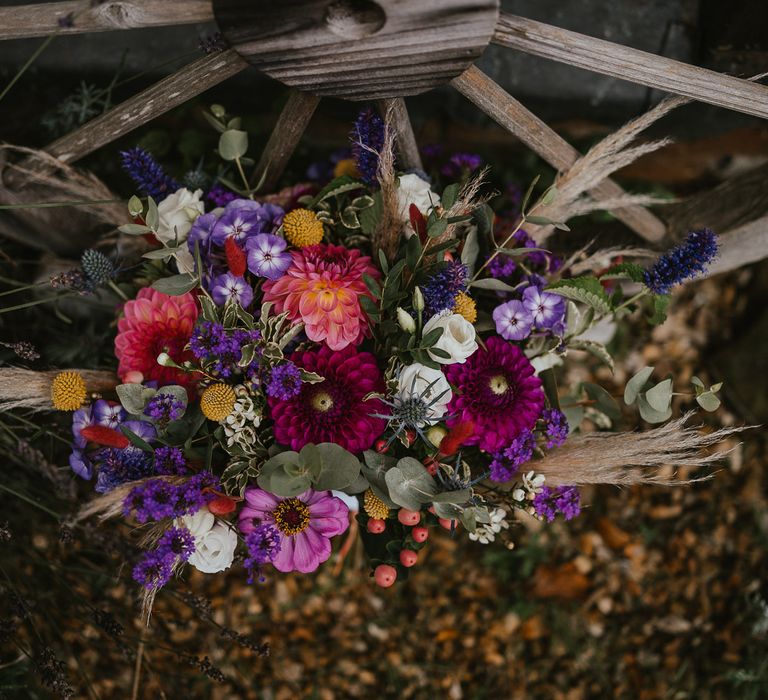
(374, 564, 397, 588)
(399, 550, 418, 567)
(207, 496, 237, 515)
(366, 518, 386, 534)
(397, 509, 421, 526)
(412, 527, 429, 543)
(375, 439, 389, 454)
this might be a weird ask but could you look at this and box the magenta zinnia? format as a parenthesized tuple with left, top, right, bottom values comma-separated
(261, 243, 379, 351)
(238, 488, 350, 573)
(268, 344, 387, 453)
(444, 336, 544, 452)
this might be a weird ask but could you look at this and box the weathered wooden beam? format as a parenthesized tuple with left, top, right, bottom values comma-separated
(493, 13, 768, 122)
(377, 98, 424, 172)
(451, 65, 667, 242)
(0, 0, 214, 40)
(701, 216, 768, 278)
(254, 90, 321, 193)
(42, 49, 248, 165)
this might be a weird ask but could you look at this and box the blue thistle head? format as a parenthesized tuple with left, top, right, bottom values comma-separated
(120, 146, 180, 202)
(643, 228, 718, 295)
(350, 108, 385, 186)
(422, 261, 469, 315)
(80, 249, 114, 287)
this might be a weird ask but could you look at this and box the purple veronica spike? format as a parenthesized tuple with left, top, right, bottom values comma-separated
(492, 300, 533, 341)
(246, 234, 291, 280)
(211, 272, 254, 308)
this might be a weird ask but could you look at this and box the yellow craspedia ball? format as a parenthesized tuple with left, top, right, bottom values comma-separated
(453, 292, 477, 323)
(51, 371, 87, 411)
(363, 489, 390, 520)
(333, 158, 358, 178)
(283, 208, 324, 248)
(200, 383, 236, 422)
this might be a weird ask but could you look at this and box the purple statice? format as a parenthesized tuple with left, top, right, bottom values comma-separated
(95, 448, 153, 494)
(493, 299, 533, 341)
(243, 525, 281, 584)
(441, 152, 483, 179)
(211, 272, 254, 308)
(154, 446, 188, 476)
(190, 322, 261, 378)
(120, 147, 179, 202)
(123, 472, 218, 523)
(643, 228, 718, 295)
(144, 393, 185, 425)
(532, 485, 581, 522)
(422, 261, 469, 315)
(266, 362, 302, 400)
(351, 108, 385, 186)
(489, 430, 536, 482)
(132, 550, 173, 590)
(522, 285, 566, 335)
(206, 183, 237, 208)
(156, 527, 196, 563)
(541, 408, 568, 449)
(245, 234, 291, 280)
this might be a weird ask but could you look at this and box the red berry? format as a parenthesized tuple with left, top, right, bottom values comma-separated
(399, 550, 418, 567)
(412, 527, 429, 543)
(366, 518, 386, 534)
(423, 457, 438, 476)
(397, 509, 421, 526)
(375, 439, 389, 454)
(405, 429, 417, 446)
(438, 518, 458, 531)
(374, 564, 397, 588)
(207, 496, 237, 515)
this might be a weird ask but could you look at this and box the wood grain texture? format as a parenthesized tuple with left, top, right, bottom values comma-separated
(451, 66, 666, 242)
(377, 98, 423, 172)
(701, 216, 768, 278)
(254, 91, 321, 193)
(493, 13, 768, 121)
(43, 50, 249, 165)
(213, 0, 499, 100)
(0, 0, 214, 40)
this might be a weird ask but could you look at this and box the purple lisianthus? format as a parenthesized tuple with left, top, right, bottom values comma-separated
(211, 272, 254, 308)
(246, 234, 291, 280)
(522, 285, 566, 335)
(493, 300, 533, 341)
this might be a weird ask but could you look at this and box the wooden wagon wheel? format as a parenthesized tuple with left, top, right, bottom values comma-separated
(2, 0, 768, 259)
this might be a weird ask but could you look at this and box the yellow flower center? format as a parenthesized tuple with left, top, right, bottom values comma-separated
(489, 374, 509, 396)
(51, 371, 87, 411)
(363, 489, 390, 520)
(453, 292, 477, 323)
(283, 208, 324, 248)
(200, 383, 236, 422)
(311, 391, 334, 413)
(273, 498, 311, 535)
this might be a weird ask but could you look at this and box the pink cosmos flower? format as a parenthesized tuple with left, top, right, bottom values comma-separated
(261, 243, 379, 351)
(114, 288, 198, 388)
(239, 488, 350, 573)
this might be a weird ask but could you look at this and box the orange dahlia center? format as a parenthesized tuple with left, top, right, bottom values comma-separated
(273, 498, 311, 535)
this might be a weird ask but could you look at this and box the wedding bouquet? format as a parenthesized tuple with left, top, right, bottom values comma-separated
(16, 106, 729, 604)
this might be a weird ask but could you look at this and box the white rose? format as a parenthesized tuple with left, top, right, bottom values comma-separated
(396, 173, 440, 235)
(156, 188, 204, 244)
(179, 509, 237, 574)
(396, 363, 452, 426)
(422, 312, 478, 365)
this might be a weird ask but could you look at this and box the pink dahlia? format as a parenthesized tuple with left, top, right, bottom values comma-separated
(261, 243, 379, 351)
(445, 336, 544, 453)
(114, 288, 198, 388)
(239, 488, 349, 573)
(268, 344, 387, 452)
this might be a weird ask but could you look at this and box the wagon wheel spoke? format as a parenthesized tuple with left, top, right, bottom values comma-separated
(0, 0, 215, 40)
(493, 13, 768, 121)
(451, 65, 667, 242)
(377, 98, 423, 172)
(254, 90, 321, 194)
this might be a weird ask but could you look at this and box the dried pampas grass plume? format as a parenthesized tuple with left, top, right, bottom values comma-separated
(535, 413, 746, 486)
(0, 368, 118, 411)
(371, 103, 400, 261)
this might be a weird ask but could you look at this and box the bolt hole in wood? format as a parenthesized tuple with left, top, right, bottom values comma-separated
(324, 0, 386, 39)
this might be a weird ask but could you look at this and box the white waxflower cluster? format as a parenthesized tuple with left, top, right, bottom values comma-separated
(512, 471, 546, 516)
(223, 385, 261, 450)
(468, 507, 509, 545)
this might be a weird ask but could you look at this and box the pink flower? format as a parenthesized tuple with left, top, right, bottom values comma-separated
(114, 288, 198, 388)
(262, 244, 379, 351)
(239, 488, 349, 573)
(444, 336, 544, 452)
(268, 344, 387, 453)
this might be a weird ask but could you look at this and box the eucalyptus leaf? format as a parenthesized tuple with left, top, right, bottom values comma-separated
(128, 195, 143, 218)
(145, 197, 159, 232)
(470, 277, 518, 292)
(218, 129, 249, 161)
(313, 443, 361, 490)
(637, 395, 672, 423)
(116, 383, 156, 415)
(151, 274, 197, 296)
(118, 223, 151, 236)
(432, 502, 462, 520)
(644, 378, 673, 413)
(696, 391, 721, 412)
(431, 488, 472, 505)
(624, 366, 655, 405)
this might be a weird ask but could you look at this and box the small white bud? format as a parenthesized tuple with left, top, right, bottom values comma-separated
(156, 352, 173, 367)
(413, 286, 424, 312)
(396, 307, 416, 333)
(512, 488, 525, 502)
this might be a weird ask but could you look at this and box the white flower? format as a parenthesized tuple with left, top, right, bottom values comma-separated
(331, 490, 359, 513)
(422, 312, 478, 365)
(468, 508, 509, 544)
(156, 188, 204, 275)
(223, 386, 261, 448)
(396, 363, 452, 426)
(522, 470, 546, 496)
(396, 173, 439, 236)
(179, 509, 237, 574)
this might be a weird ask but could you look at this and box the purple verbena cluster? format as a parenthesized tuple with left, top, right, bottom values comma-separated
(489, 430, 536, 482)
(190, 321, 261, 378)
(265, 362, 302, 400)
(532, 485, 581, 522)
(120, 147, 179, 202)
(643, 228, 718, 295)
(422, 261, 469, 315)
(243, 525, 281, 584)
(123, 472, 219, 523)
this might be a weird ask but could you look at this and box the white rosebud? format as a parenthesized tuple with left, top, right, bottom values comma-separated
(422, 312, 478, 365)
(396, 174, 440, 237)
(396, 363, 452, 426)
(396, 307, 416, 333)
(156, 188, 204, 244)
(179, 509, 237, 574)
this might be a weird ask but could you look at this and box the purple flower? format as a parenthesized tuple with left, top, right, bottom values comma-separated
(441, 152, 483, 179)
(187, 212, 218, 251)
(489, 430, 536, 482)
(93, 400, 125, 429)
(120, 147, 179, 202)
(266, 362, 302, 400)
(522, 285, 566, 334)
(69, 449, 92, 480)
(121, 420, 157, 444)
(533, 485, 581, 522)
(132, 550, 173, 590)
(489, 255, 517, 280)
(154, 446, 188, 475)
(211, 208, 264, 245)
(493, 300, 533, 341)
(211, 272, 254, 308)
(71, 405, 93, 450)
(206, 183, 237, 207)
(190, 322, 261, 378)
(243, 525, 281, 583)
(643, 228, 718, 295)
(351, 108, 385, 186)
(542, 408, 568, 449)
(124, 473, 218, 523)
(95, 447, 153, 494)
(144, 393, 185, 425)
(422, 261, 469, 315)
(156, 527, 196, 563)
(246, 234, 291, 280)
